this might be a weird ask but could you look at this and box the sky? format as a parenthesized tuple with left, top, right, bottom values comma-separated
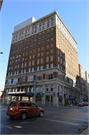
(0, 0, 89, 90)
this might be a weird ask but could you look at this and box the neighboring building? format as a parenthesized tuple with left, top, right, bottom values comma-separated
(4, 11, 81, 106)
(85, 71, 89, 98)
(0, 84, 4, 97)
(0, 0, 3, 10)
(79, 64, 88, 102)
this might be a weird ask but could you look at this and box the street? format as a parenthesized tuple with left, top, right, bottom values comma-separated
(0, 105, 89, 134)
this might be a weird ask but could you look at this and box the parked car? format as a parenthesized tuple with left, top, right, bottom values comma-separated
(84, 102, 88, 106)
(78, 102, 84, 107)
(6, 101, 44, 120)
(82, 102, 85, 106)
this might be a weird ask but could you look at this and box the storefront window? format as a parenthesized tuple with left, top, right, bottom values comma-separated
(31, 87, 33, 92)
(46, 86, 49, 91)
(40, 86, 42, 92)
(36, 96, 41, 101)
(50, 86, 53, 91)
(36, 87, 38, 92)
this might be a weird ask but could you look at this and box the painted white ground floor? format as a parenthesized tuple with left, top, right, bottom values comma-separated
(4, 79, 83, 106)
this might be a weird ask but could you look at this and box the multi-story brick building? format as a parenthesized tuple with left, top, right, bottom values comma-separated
(4, 11, 81, 106)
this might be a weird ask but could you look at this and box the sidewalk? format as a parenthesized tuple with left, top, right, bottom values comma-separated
(77, 125, 89, 134)
(81, 126, 89, 134)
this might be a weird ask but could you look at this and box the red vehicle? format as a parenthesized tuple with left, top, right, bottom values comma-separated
(78, 102, 85, 107)
(6, 101, 44, 120)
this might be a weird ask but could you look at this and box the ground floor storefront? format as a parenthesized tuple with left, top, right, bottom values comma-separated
(4, 80, 81, 106)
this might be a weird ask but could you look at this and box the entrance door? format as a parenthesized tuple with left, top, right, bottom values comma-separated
(59, 96, 62, 106)
(45, 95, 53, 106)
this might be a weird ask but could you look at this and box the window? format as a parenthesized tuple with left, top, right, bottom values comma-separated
(17, 71, 19, 75)
(50, 86, 53, 91)
(32, 67, 34, 72)
(58, 74, 61, 80)
(47, 39, 49, 42)
(13, 78, 18, 84)
(37, 66, 39, 71)
(28, 68, 30, 73)
(46, 57, 49, 62)
(33, 44, 36, 47)
(24, 69, 26, 73)
(47, 34, 49, 37)
(47, 29, 49, 32)
(37, 53, 40, 57)
(42, 36, 44, 39)
(51, 33, 53, 36)
(51, 38, 53, 41)
(38, 42, 40, 45)
(26, 103, 31, 107)
(38, 48, 40, 51)
(20, 103, 25, 107)
(41, 58, 43, 63)
(37, 59, 39, 64)
(28, 76, 33, 81)
(51, 43, 53, 47)
(50, 63, 53, 68)
(51, 28, 53, 30)
(21, 70, 23, 74)
(39, 33, 41, 35)
(47, 73, 53, 79)
(46, 64, 49, 69)
(51, 49, 53, 53)
(11, 72, 12, 76)
(58, 56, 60, 62)
(42, 41, 44, 44)
(40, 86, 42, 92)
(7, 79, 11, 84)
(41, 52, 43, 56)
(50, 56, 53, 61)
(14, 71, 16, 75)
(46, 86, 49, 91)
(41, 65, 43, 70)
(21, 63, 24, 68)
(58, 64, 60, 69)
(32, 60, 34, 66)
(47, 45, 49, 48)
(61, 58, 62, 64)
(42, 31, 44, 34)
(29, 61, 31, 66)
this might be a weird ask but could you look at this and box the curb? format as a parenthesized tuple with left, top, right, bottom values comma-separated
(76, 125, 88, 134)
(1, 109, 7, 111)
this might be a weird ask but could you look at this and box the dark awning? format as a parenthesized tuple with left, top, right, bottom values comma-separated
(67, 98, 75, 100)
(36, 93, 41, 96)
(8, 93, 34, 97)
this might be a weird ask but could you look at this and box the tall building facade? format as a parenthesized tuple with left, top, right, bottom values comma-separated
(4, 11, 81, 106)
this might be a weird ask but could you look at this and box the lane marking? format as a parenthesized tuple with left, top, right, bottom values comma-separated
(44, 116, 88, 122)
(41, 118, 81, 126)
(18, 121, 29, 125)
(14, 126, 22, 128)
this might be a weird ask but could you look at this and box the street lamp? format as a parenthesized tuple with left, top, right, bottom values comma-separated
(0, 52, 3, 54)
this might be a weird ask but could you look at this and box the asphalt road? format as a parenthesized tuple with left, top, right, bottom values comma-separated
(0, 105, 89, 134)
